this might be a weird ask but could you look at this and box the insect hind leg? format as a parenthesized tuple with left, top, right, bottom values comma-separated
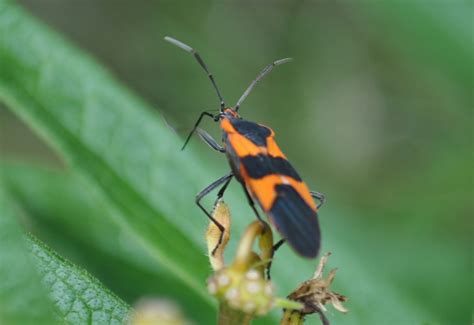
(266, 238, 286, 279)
(195, 172, 233, 255)
(214, 175, 232, 205)
(240, 183, 263, 222)
(310, 191, 325, 209)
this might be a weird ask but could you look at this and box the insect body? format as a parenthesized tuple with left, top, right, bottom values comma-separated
(165, 37, 324, 258)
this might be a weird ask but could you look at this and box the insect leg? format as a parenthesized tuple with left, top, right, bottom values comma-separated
(181, 111, 216, 150)
(240, 184, 263, 221)
(196, 172, 234, 255)
(196, 128, 225, 153)
(273, 238, 286, 253)
(213, 176, 233, 206)
(266, 238, 286, 279)
(310, 191, 326, 209)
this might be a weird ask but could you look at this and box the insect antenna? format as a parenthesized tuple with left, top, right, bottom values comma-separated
(234, 58, 292, 111)
(164, 36, 226, 110)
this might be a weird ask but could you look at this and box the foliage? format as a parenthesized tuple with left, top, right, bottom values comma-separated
(0, 0, 470, 324)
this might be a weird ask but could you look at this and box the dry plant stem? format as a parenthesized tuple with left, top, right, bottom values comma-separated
(216, 221, 273, 325)
(232, 220, 273, 273)
(206, 201, 231, 271)
(281, 310, 304, 325)
(311, 304, 330, 325)
(207, 203, 301, 323)
(313, 252, 331, 279)
(282, 253, 347, 325)
(218, 303, 252, 325)
(280, 305, 330, 325)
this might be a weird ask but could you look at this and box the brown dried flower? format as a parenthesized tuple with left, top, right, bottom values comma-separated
(283, 253, 347, 325)
(205, 201, 302, 323)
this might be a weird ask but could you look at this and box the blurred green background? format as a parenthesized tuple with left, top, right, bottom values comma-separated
(0, 1, 471, 324)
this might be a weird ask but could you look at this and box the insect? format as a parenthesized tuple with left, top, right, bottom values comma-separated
(165, 36, 325, 258)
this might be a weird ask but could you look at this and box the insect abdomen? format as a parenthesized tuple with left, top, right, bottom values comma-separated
(268, 184, 320, 258)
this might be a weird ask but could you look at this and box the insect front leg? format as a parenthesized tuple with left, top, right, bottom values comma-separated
(196, 128, 225, 153)
(181, 111, 217, 150)
(196, 172, 233, 255)
(310, 191, 325, 209)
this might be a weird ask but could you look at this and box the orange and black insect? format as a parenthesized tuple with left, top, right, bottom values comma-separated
(165, 37, 325, 258)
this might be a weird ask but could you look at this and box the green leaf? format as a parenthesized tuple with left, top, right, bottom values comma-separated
(2, 160, 455, 325)
(0, 188, 56, 324)
(0, 184, 131, 324)
(0, 160, 216, 324)
(26, 235, 131, 324)
(0, 0, 213, 306)
(0, 1, 460, 324)
(357, 1, 473, 92)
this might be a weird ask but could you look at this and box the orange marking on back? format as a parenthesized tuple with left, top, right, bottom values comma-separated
(241, 172, 316, 213)
(221, 116, 316, 215)
(221, 117, 266, 157)
(220, 118, 236, 133)
(287, 178, 317, 211)
(244, 174, 282, 211)
(266, 137, 286, 159)
(229, 133, 263, 156)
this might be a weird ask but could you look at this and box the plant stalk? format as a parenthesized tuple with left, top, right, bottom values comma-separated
(218, 302, 253, 325)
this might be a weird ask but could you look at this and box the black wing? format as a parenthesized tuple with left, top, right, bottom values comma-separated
(268, 184, 320, 258)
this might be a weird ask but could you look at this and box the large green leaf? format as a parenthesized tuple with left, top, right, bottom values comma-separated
(1, 160, 215, 324)
(27, 235, 131, 324)
(0, 1, 460, 324)
(0, 0, 213, 306)
(0, 188, 55, 324)
(0, 186, 131, 324)
(4, 160, 460, 324)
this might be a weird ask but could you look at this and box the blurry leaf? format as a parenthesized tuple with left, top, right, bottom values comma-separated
(0, 187, 56, 324)
(0, 0, 213, 308)
(1, 160, 166, 275)
(0, 185, 131, 324)
(356, 1, 473, 92)
(2, 160, 454, 325)
(0, 160, 216, 324)
(26, 234, 131, 324)
(0, 1, 460, 324)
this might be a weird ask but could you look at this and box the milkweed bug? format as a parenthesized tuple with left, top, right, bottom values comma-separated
(165, 36, 325, 259)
